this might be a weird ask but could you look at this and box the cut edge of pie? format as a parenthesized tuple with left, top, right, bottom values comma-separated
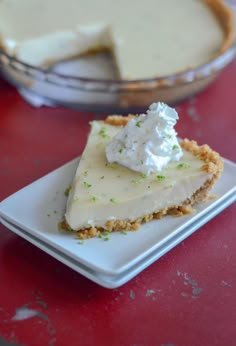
(60, 115, 224, 240)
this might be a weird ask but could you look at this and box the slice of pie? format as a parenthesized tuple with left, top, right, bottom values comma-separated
(63, 111, 223, 239)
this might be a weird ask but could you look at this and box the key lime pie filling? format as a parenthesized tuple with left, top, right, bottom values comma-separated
(0, 0, 233, 79)
(62, 103, 224, 239)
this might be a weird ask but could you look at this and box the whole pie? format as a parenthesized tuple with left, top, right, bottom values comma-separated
(0, 0, 233, 79)
(63, 110, 224, 239)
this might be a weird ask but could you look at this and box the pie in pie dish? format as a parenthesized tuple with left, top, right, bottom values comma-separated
(0, 0, 233, 79)
(62, 104, 224, 239)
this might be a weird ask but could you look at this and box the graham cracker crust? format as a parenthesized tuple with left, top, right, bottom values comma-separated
(205, 0, 234, 53)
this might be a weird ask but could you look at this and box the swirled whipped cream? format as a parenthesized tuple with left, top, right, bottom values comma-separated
(106, 102, 183, 175)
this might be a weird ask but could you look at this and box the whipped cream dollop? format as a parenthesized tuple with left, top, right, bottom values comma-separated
(106, 102, 183, 175)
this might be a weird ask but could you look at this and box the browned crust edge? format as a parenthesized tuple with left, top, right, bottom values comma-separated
(205, 0, 234, 53)
(104, 114, 134, 126)
(61, 116, 224, 239)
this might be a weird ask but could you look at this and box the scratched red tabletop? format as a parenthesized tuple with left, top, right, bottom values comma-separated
(0, 60, 236, 346)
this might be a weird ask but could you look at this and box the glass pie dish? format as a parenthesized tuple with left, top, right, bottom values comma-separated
(0, 3, 235, 113)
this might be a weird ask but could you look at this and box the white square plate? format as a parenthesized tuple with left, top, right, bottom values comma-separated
(0, 158, 235, 288)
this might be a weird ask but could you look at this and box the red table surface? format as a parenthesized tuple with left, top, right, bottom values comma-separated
(0, 60, 236, 346)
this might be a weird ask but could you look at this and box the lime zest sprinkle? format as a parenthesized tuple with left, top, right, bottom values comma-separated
(99, 230, 111, 241)
(164, 133, 172, 139)
(105, 162, 118, 169)
(83, 181, 92, 188)
(83, 170, 88, 176)
(156, 175, 166, 180)
(64, 184, 72, 196)
(98, 127, 109, 138)
(131, 178, 143, 185)
(136, 121, 142, 128)
(118, 148, 123, 154)
(110, 197, 117, 203)
(131, 174, 146, 184)
(90, 195, 98, 202)
(177, 162, 191, 169)
(100, 175, 105, 179)
(172, 144, 179, 150)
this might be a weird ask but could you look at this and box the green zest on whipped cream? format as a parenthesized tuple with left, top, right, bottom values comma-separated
(105, 102, 183, 175)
